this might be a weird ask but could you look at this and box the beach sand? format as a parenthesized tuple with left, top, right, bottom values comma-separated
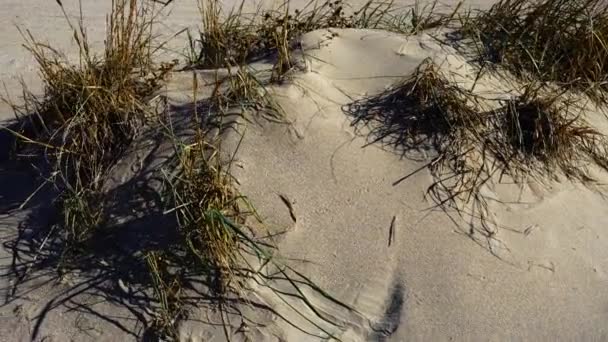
(1, 1, 607, 341)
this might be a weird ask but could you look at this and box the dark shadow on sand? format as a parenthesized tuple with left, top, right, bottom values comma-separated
(0, 102, 293, 341)
(341, 81, 522, 264)
(369, 277, 406, 342)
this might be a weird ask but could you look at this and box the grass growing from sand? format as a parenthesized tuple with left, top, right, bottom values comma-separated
(189, 0, 461, 82)
(3, 0, 167, 258)
(189, 0, 393, 69)
(338, 0, 608, 239)
(346, 58, 608, 239)
(6, 0, 608, 339)
(157, 0, 608, 333)
(2, 0, 356, 340)
(498, 86, 608, 179)
(462, 0, 608, 101)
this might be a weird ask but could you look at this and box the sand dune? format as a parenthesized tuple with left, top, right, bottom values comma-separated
(208, 28, 608, 341)
(2, 1, 608, 341)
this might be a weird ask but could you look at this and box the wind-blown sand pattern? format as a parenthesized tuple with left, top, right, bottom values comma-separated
(2, 1, 608, 341)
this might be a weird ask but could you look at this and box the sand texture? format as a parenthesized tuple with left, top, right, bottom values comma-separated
(1, 1, 608, 341)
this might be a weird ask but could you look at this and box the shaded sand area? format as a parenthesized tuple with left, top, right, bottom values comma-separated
(2, 1, 608, 341)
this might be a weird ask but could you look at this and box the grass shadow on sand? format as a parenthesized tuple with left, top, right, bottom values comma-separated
(0, 108, 201, 336)
(0, 111, 196, 340)
(1, 100, 355, 341)
(342, 58, 608, 262)
(340, 61, 493, 223)
(368, 275, 406, 342)
(342, 82, 521, 262)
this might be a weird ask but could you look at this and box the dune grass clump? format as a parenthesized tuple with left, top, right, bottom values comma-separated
(166, 135, 246, 293)
(505, 92, 572, 159)
(386, 61, 492, 209)
(145, 250, 188, 339)
(3, 0, 167, 256)
(388, 0, 463, 35)
(396, 59, 483, 142)
(186, 0, 464, 119)
(498, 87, 608, 180)
(347, 59, 484, 158)
(346, 59, 608, 238)
(209, 66, 285, 119)
(345, 59, 492, 210)
(145, 164, 254, 341)
(189, 0, 460, 73)
(154, 117, 353, 339)
(188, 0, 259, 68)
(464, 0, 608, 101)
(189, 0, 394, 69)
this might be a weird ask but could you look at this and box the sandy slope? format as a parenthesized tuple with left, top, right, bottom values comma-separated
(2, 1, 608, 341)
(210, 29, 608, 341)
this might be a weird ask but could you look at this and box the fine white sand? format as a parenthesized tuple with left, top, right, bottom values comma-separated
(2, 1, 608, 341)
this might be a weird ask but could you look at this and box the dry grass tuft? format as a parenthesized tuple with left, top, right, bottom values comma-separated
(146, 251, 188, 340)
(346, 59, 608, 240)
(189, 0, 259, 68)
(345, 59, 490, 218)
(2, 1, 360, 340)
(189, 0, 460, 74)
(184, 0, 465, 123)
(498, 87, 608, 180)
(2, 0, 168, 257)
(463, 0, 608, 101)
(142, 72, 350, 338)
(189, 0, 387, 68)
(157, 111, 352, 339)
(209, 66, 284, 119)
(166, 134, 245, 293)
(347, 59, 483, 160)
(395, 0, 463, 34)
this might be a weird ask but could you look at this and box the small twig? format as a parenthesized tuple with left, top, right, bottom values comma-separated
(278, 193, 297, 223)
(388, 216, 396, 247)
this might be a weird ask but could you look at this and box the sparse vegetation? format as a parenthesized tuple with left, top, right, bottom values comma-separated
(462, 0, 608, 101)
(345, 59, 608, 239)
(498, 86, 608, 180)
(2, 1, 356, 340)
(405, 0, 463, 34)
(345, 59, 491, 220)
(165, 128, 248, 294)
(3, 0, 167, 258)
(209, 65, 285, 119)
(189, 0, 257, 68)
(189, 0, 460, 77)
(189, 0, 389, 69)
(145, 250, 188, 339)
(6, 0, 608, 339)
